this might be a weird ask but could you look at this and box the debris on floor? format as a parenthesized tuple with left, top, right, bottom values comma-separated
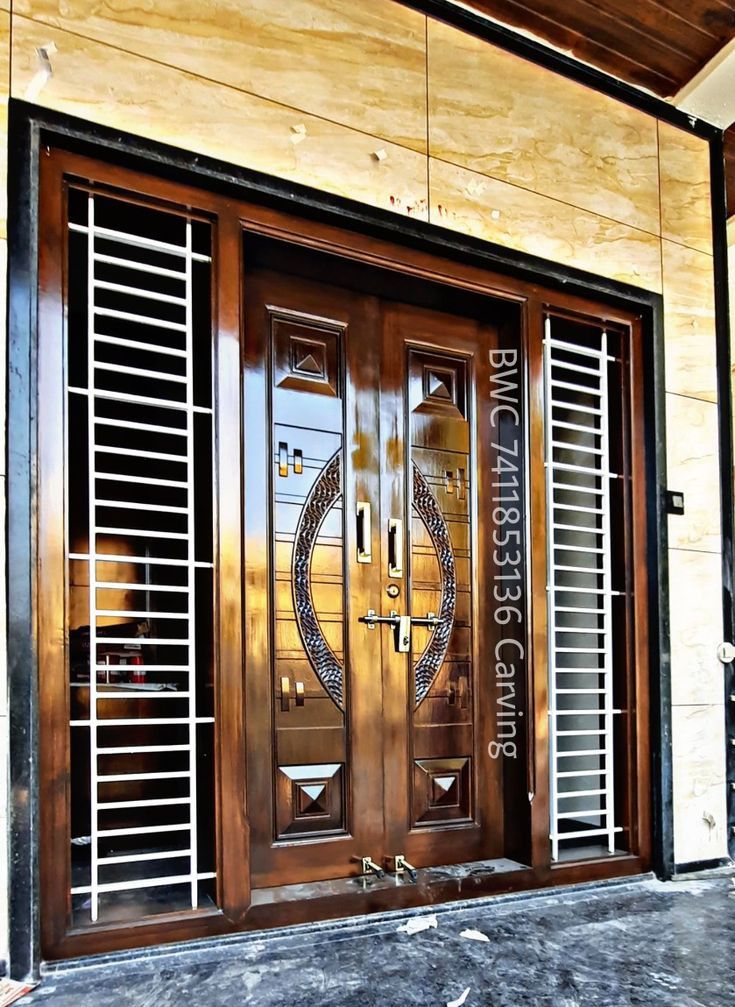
(447, 987, 471, 1007)
(0, 978, 37, 1007)
(459, 928, 489, 942)
(396, 913, 438, 935)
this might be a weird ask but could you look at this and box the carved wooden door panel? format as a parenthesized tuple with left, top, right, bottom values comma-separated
(380, 303, 503, 869)
(243, 268, 384, 888)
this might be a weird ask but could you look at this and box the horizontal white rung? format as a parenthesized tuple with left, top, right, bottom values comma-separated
(551, 379, 602, 397)
(552, 400, 602, 416)
(94, 664, 191, 672)
(95, 526, 190, 541)
(552, 828, 622, 841)
(556, 688, 606, 694)
(555, 544, 605, 555)
(552, 523, 602, 534)
(94, 417, 187, 438)
(552, 586, 618, 595)
(553, 419, 602, 435)
(70, 385, 211, 414)
(557, 809, 608, 820)
(98, 745, 190, 754)
(98, 797, 190, 809)
(552, 441, 603, 456)
(94, 333, 187, 359)
(98, 823, 191, 837)
(94, 472, 188, 488)
(93, 251, 187, 280)
(555, 647, 606, 654)
(98, 771, 191, 782)
(96, 499, 189, 514)
(550, 461, 611, 477)
(553, 482, 604, 495)
(73, 553, 209, 567)
(94, 278, 188, 306)
(70, 221, 211, 261)
(95, 306, 188, 334)
(551, 358, 600, 377)
(554, 503, 604, 515)
(96, 582, 190, 593)
(553, 669, 607, 676)
(95, 445, 186, 464)
(71, 717, 214, 726)
(71, 871, 215, 896)
(553, 708, 610, 715)
(97, 637, 190, 645)
(553, 565, 603, 574)
(556, 606, 605, 614)
(558, 789, 606, 799)
(556, 750, 605, 759)
(545, 338, 613, 360)
(95, 359, 187, 382)
(99, 849, 191, 866)
(557, 769, 606, 777)
(96, 692, 189, 700)
(96, 609, 188, 619)
(557, 729, 606, 736)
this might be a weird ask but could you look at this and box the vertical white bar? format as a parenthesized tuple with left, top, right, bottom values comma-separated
(543, 316, 559, 861)
(598, 328, 616, 853)
(86, 194, 100, 921)
(184, 219, 198, 908)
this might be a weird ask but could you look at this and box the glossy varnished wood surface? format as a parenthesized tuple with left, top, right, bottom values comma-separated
(36, 148, 653, 960)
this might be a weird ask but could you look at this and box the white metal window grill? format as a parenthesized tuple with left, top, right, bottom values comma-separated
(543, 315, 624, 861)
(66, 190, 216, 923)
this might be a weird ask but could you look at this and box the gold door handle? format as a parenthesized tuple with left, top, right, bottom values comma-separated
(388, 518, 403, 578)
(356, 501, 372, 563)
(280, 676, 305, 711)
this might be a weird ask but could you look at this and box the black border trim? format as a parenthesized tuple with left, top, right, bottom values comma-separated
(674, 857, 733, 875)
(7, 99, 673, 978)
(400, 0, 720, 139)
(710, 135, 735, 867)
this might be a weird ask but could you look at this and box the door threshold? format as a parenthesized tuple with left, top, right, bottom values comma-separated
(251, 857, 527, 907)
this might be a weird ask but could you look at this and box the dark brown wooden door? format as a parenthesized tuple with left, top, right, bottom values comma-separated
(243, 264, 503, 888)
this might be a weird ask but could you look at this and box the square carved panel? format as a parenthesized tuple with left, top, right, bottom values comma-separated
(413, 756, 471, 827)
(272, 313, 343, 398)
(275, 763, 345, 840)
(409, 349, 467, 419)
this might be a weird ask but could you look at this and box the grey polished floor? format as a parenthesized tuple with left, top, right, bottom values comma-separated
(23, 875, 735, 1006)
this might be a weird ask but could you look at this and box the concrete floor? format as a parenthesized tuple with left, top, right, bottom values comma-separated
(21, 874, 735, 1006)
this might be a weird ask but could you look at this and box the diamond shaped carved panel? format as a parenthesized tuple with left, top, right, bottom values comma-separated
(413, 757, 471, 827)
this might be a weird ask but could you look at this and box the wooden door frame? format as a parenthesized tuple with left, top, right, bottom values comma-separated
(8, 103, 671, 977)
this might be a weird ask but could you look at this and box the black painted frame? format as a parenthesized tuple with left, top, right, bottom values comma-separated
(6, 97, 678, 979)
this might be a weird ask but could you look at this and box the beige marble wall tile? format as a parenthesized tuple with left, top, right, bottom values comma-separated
(665, 393, 722, 554)
(429, 158, 662, 292)
(15, 0, 427, 153)
(672, 703, 728, 865)
(662, 241, 717, 403)
(658, 122, 712, 255)
(428, 19, 660, 235)
(668, 549, 724, 707)
(11, 18, 429, 221)
(0, 7, 8, 240)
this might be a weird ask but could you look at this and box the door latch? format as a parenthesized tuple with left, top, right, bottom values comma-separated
(359, 610, 440, 653)
(386, 854, 418, 882)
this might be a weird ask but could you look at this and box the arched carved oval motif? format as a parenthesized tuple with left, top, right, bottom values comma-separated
(291, 450, 345, 709)
(412, 462, 457, 707)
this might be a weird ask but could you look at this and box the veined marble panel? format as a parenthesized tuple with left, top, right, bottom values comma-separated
(11, 19, 428, 221)
(0, 7, 8, 239)
(428, 19, 660, 235)
(668, 549, 724, 707)
(665, 394, 722, 554)
(672, 704, 727, 865)
(429, 158, 662, 292)
(658, 122, 713, 255)
(662, 240, 717, 403)
(14, 0, 428, 153)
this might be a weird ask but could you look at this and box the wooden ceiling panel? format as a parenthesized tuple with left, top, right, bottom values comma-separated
(458, 0, 735, 97)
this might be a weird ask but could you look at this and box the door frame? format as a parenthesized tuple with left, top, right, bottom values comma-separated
(8, 101, 672, 977)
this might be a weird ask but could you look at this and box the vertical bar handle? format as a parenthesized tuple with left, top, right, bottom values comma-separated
(356, 501, 372, 563)
(388, 518, 403, 578)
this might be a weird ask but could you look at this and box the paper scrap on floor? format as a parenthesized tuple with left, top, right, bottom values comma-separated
(447, 987, 471, 1007)
(459, 928, 490, 942)
(0, 978, 37, 1007)
(396, 913, 438, 934)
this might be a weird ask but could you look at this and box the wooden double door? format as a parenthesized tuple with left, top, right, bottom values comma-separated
(243, 264, 504, 889)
